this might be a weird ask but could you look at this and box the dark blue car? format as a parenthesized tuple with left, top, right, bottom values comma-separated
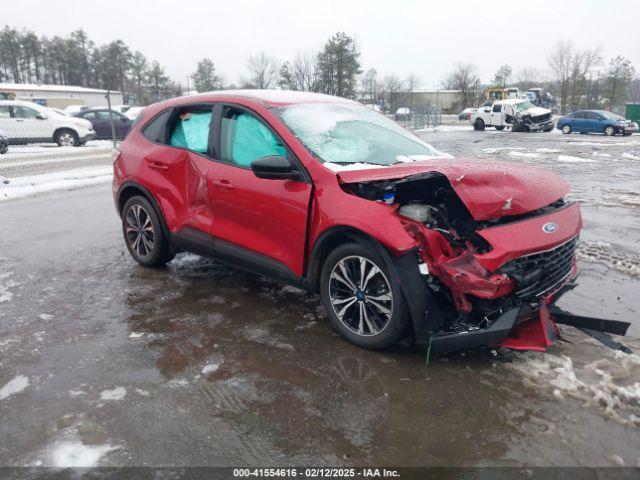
(557, 110, 638, 136)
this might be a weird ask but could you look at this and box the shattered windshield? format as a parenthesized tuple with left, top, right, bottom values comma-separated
(274, 102, 448, 169)
(514, 101, 536, 112)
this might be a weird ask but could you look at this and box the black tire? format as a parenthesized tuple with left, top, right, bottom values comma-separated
(623, 132, 632, 136)
(495, 125, 506, 131)
(561, 124, 572, 134)
(473, 119, 485, 131)
(0, 144, 7, 155)
(54, 129, 79, 147)
(320, 242, 409, 349)
(603, 125, 616, 136)
(122, 195, 174, 267)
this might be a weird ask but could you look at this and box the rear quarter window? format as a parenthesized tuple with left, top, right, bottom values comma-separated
(141, 109, 172, 143)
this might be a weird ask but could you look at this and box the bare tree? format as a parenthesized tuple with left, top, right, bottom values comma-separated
(404, 74, 421, 111)
(382, 75, 404, 113)
(244, 52, 278, 89)
(441, 62, 481, 109)
(360, 68, 379, 105)
(548, 40, 573, 113)
(514, 67, 543, 89)
(292, 51, 319, 92)
(548, 40, 601, 113)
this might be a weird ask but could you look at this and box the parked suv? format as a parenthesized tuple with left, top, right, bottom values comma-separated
(0, 100, 95, 146)
(113, 90, 584, 353)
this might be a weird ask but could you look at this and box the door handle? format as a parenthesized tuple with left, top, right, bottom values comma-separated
(212, 179, 235, 190)
(145, 158, 169, 170)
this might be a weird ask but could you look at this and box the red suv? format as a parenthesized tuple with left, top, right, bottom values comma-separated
(113, 90, 583, 353)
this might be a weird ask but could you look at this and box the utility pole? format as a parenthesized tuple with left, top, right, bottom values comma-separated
(106, 89, 117, 149)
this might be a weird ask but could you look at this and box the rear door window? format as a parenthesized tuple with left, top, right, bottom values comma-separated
(492, 104, 502, 113)
(168, 105, 213, 154)
(220, 107, 286, 167)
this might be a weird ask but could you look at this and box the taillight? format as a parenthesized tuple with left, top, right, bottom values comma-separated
(111, 148, 122, 164)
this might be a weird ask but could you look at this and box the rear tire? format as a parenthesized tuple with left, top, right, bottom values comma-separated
(473, 119, 485, 131)
(320, 242, 409, 349)
(122, 196, 174, 268)
(54, 129, 79, 147)
(604, 125, 616, 136)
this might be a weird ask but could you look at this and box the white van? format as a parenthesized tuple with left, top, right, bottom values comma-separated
(0, 100, 95, 146)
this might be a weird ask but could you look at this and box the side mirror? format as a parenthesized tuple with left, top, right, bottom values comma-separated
(251, 155, 299, 180)
(484, 107, 491, 113)
(36, 113, 47, 120)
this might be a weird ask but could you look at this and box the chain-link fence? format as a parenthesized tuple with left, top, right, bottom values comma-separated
(0, 98, 126, 200)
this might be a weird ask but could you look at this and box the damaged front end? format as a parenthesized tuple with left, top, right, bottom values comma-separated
(511, 110, 555, 132)
(338, 163, 631, 354)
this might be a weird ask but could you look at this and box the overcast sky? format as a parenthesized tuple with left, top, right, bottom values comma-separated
(6, 0, 640, 89)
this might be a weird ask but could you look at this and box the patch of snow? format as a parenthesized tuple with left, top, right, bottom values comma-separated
(0, 166, 112, 202)
(129, 332, 145, 338)
(135, 388, 150, 396)
(0, 272, 17, 303)
(622, 152, 640, 161)
(322, 162, 384, 172)
(38, 313, 54, 320)
(508, 151, 541, 158)
(99, 386, 126, 401)
(508, 350, 640, 425)
(592, 152, 612, 157)
(535, 148, 562, 153)
(557, 155, 596, 163)
(48, 441, 119, 467)
(68, 390, 86, 397)
(202, 362, 222, 374)
(280, 285, 305, 294)
(0, 374, 30, 400)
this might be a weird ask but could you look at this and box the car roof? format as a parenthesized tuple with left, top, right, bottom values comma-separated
(0, 99, 45, 108)
(162, 89, 354, 108)
(496, 98, 529, 105)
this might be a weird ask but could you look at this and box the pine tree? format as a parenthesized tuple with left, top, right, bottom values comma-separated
(316, 32, 361, 98)
(191, 58, 221, 92)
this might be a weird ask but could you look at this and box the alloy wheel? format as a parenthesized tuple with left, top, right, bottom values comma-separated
(58, 132, 76, 146)
(328, 255, 393, 336)
(125, 204, 155, 258)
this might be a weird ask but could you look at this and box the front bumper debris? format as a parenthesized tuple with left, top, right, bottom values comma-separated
(429, 303, 631, 355)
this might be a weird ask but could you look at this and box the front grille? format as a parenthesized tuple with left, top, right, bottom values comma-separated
(532, 113, 552, 123)
(499, 237, 578, 302)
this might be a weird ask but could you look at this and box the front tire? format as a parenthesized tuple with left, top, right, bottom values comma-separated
(122, 196, 174, 267)
(55, 129, 79, 147)
(495, 125, 506, 131)
(562, 124, 572, 134)
(473, 119, 485, 131)
(604, 125, 616, 136)
(320, 242, 409, 349)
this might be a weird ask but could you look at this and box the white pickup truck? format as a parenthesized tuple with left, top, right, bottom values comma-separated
(470, 99, 555, 132)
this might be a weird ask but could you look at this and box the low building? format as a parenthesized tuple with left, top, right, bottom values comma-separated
(410, 90, 462, 113)
(0, 83, 123, 109)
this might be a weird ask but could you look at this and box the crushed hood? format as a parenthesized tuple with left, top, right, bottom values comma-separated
(520, 106, 551, 117)
(337, 159, 570, 221)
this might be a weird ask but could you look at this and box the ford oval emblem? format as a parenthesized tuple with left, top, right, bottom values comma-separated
(542, 222, 558, 233)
